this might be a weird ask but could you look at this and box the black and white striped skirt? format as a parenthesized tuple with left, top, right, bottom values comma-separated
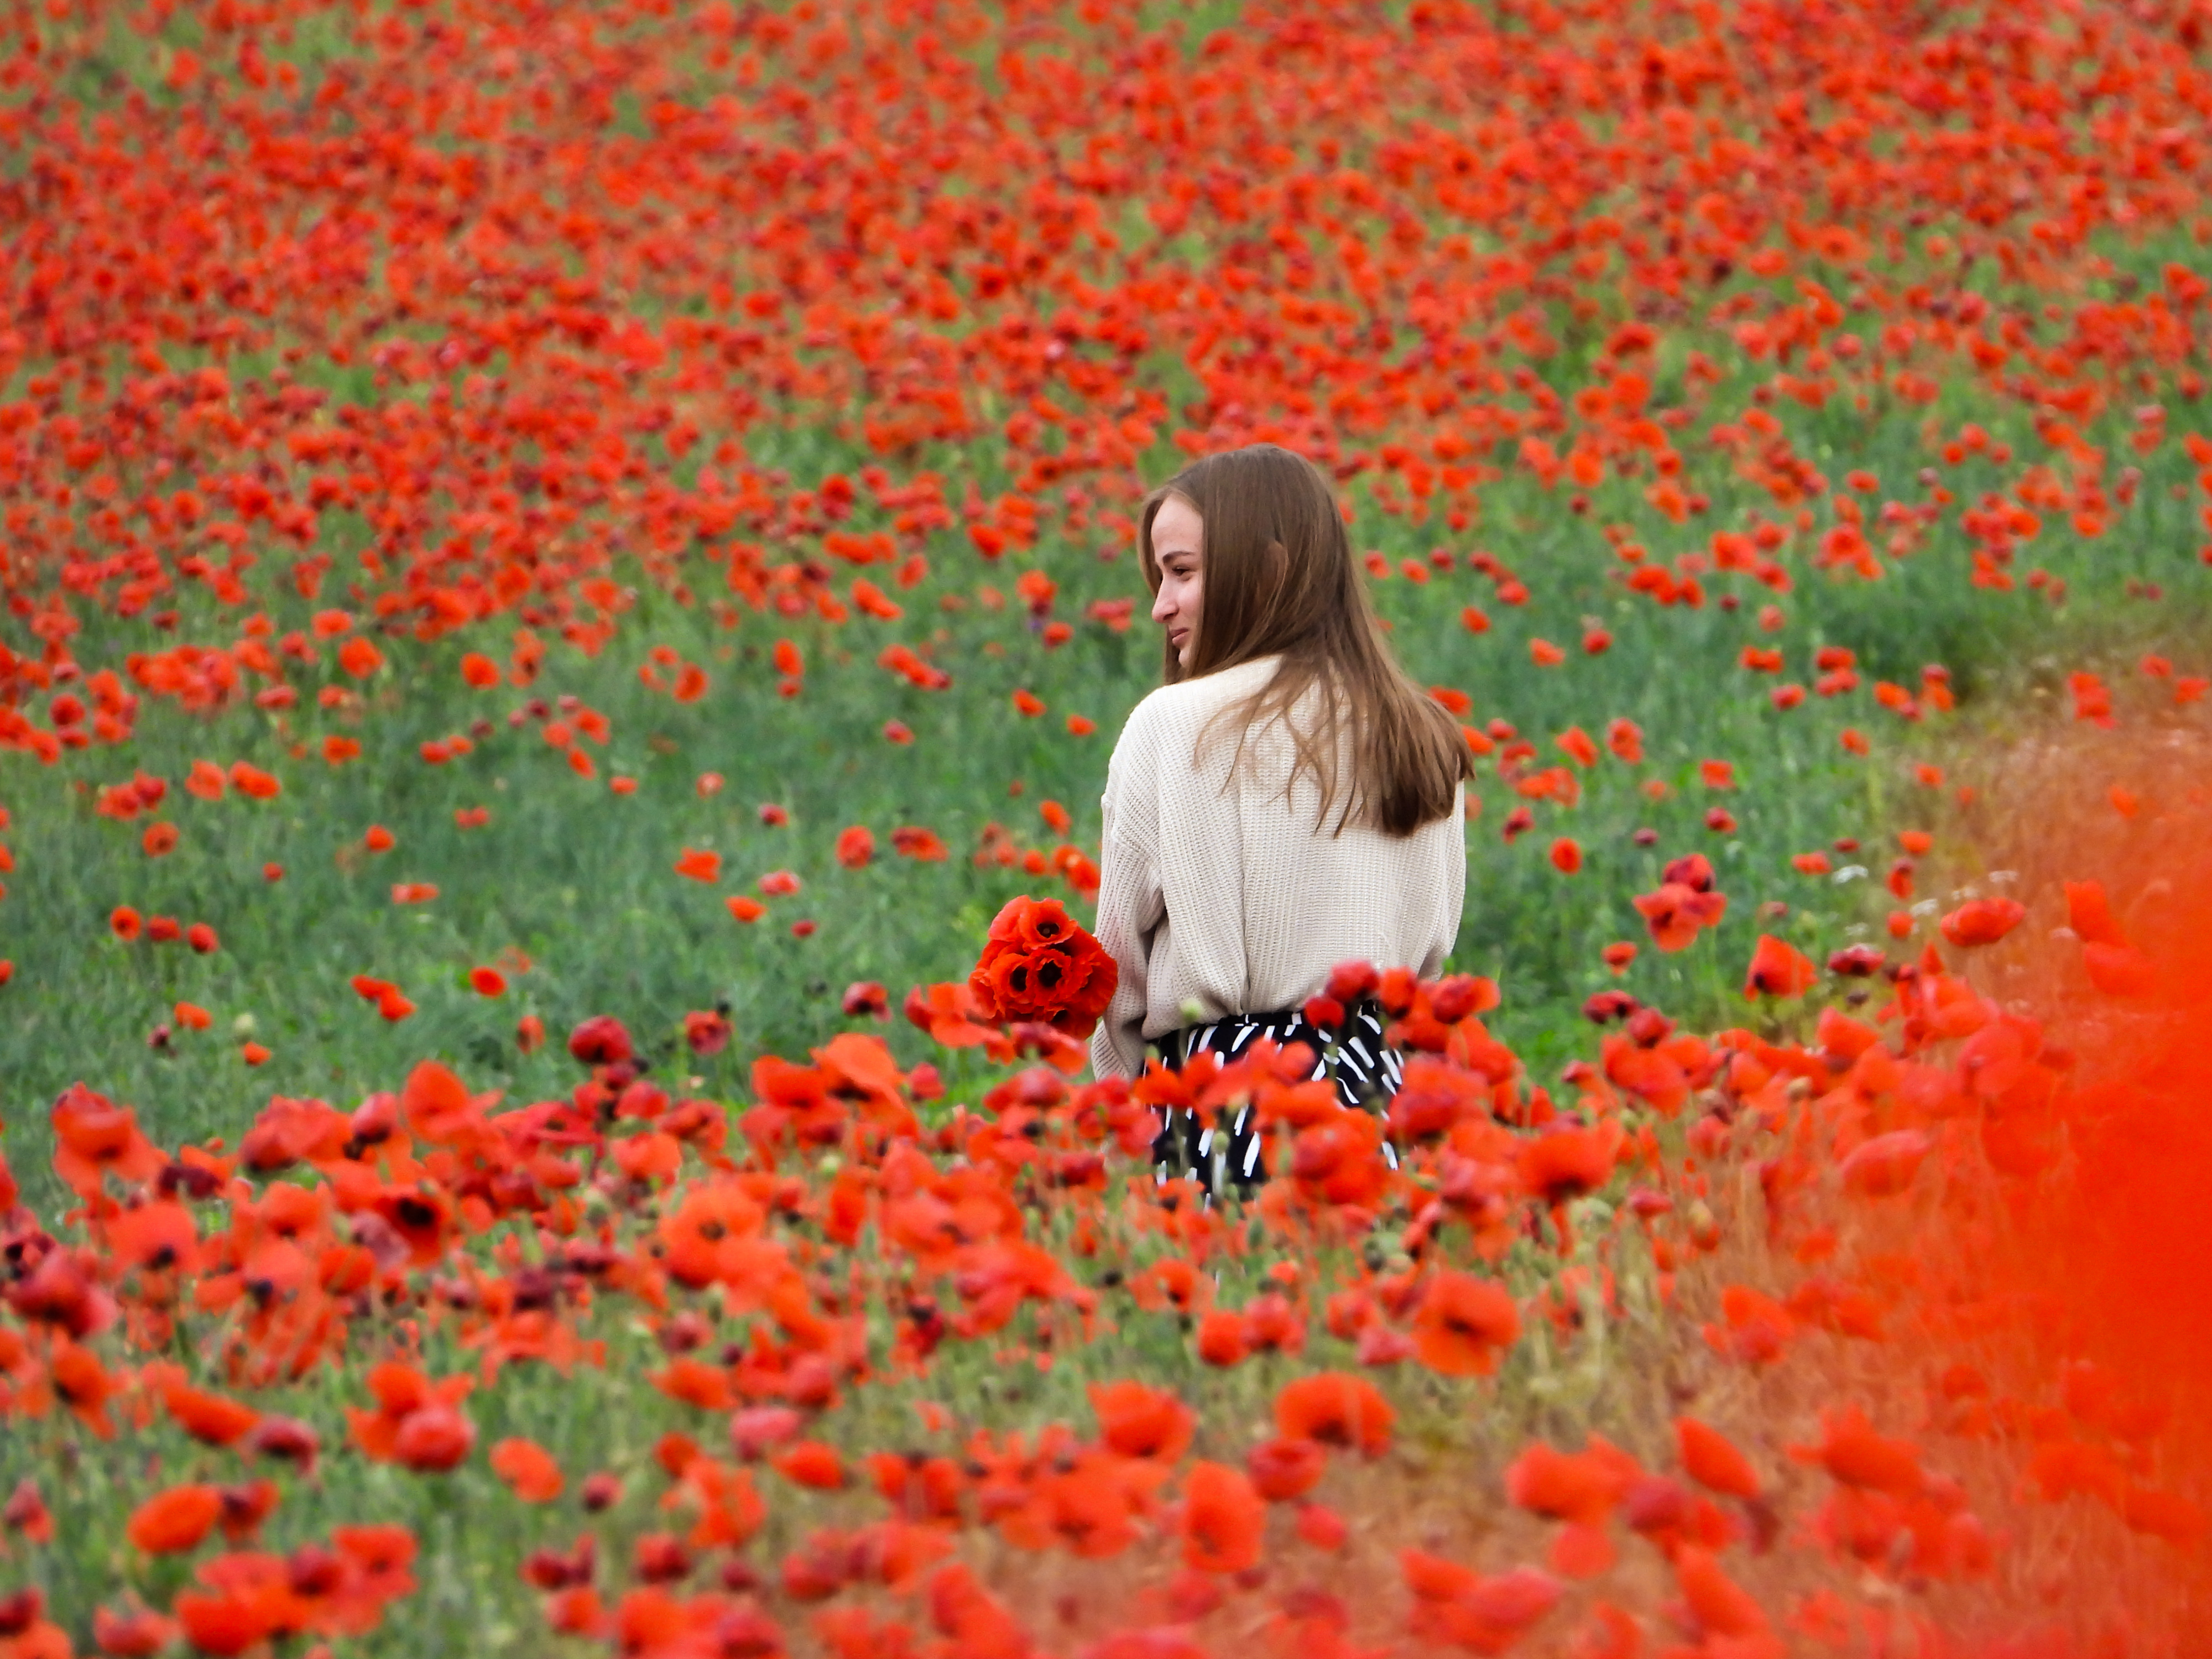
(1150, 999, 1403, 1194)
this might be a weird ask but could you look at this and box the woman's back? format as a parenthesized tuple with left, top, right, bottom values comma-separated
(1088, 654, 1465, 1081)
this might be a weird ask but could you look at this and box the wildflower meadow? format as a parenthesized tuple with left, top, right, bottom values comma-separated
(4, 0, 2212, 1653)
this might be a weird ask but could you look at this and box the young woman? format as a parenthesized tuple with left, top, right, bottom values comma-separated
(1088, 444, 1471, 1193)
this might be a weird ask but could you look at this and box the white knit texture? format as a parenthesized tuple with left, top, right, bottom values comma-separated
(1088, 655, 1467, 1081)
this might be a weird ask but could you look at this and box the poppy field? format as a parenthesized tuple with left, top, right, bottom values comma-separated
(4, 0, 2212, 1652)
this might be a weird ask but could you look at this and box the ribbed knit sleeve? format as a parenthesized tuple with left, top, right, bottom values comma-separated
(1087, 656, 1465, 1081)
(1089, 693, 1170, 1079)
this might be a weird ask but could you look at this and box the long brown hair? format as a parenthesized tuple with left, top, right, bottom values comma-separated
(1136, 444, 1470, 837)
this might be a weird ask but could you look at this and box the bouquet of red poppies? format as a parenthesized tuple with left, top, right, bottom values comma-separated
(968, 895, 1118, 1039)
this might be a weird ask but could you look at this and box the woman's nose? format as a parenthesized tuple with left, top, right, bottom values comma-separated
(1151, 587, 1176, 624)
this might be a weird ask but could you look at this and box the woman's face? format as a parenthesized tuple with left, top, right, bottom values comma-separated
(1150, 495, 1203, 670)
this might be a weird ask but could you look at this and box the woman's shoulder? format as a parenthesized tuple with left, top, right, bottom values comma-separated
(1121, 656, 1280, 737)
(1108, 659, 1283, 795)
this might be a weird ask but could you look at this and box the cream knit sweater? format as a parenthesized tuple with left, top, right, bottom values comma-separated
(1088, 655, 1467, 1080)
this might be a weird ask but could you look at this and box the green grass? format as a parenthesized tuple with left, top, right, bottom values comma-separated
(3, 361, 2204, 1207)
(4, 1, 2212, 1645)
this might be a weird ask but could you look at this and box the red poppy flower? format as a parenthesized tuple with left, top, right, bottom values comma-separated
(1632, 882, 1728, 952)
(92, 1605, 176, 1656)
(1744, 933, 1818, 998)
(835, 825, 875, 867)
(1177, 1462, 1264, 1574)
(125, 1484, 222, 1554)
(1940, 896, 2027, 947)
(1275, 1373, 1394, 1457)
(966, 895, 1117, 1036)
(1412, 1271, 1522, 1378)
(160, 1379, 257, 1447)
(1247, 1437, 1328, 1502)
(1089, 1380, 1195, 1463)
(491, 1438, 565, 1503)
(568, 1015, 633, 1065)
(1676, 1417, 1761, 1499)
(50, 1084, 164, 1198)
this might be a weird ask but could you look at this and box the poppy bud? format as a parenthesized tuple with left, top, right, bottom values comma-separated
(1685, 1199, 1721, 1251)
(580, 1473, 621, 1512)
(246, 1417, 320, 1473)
